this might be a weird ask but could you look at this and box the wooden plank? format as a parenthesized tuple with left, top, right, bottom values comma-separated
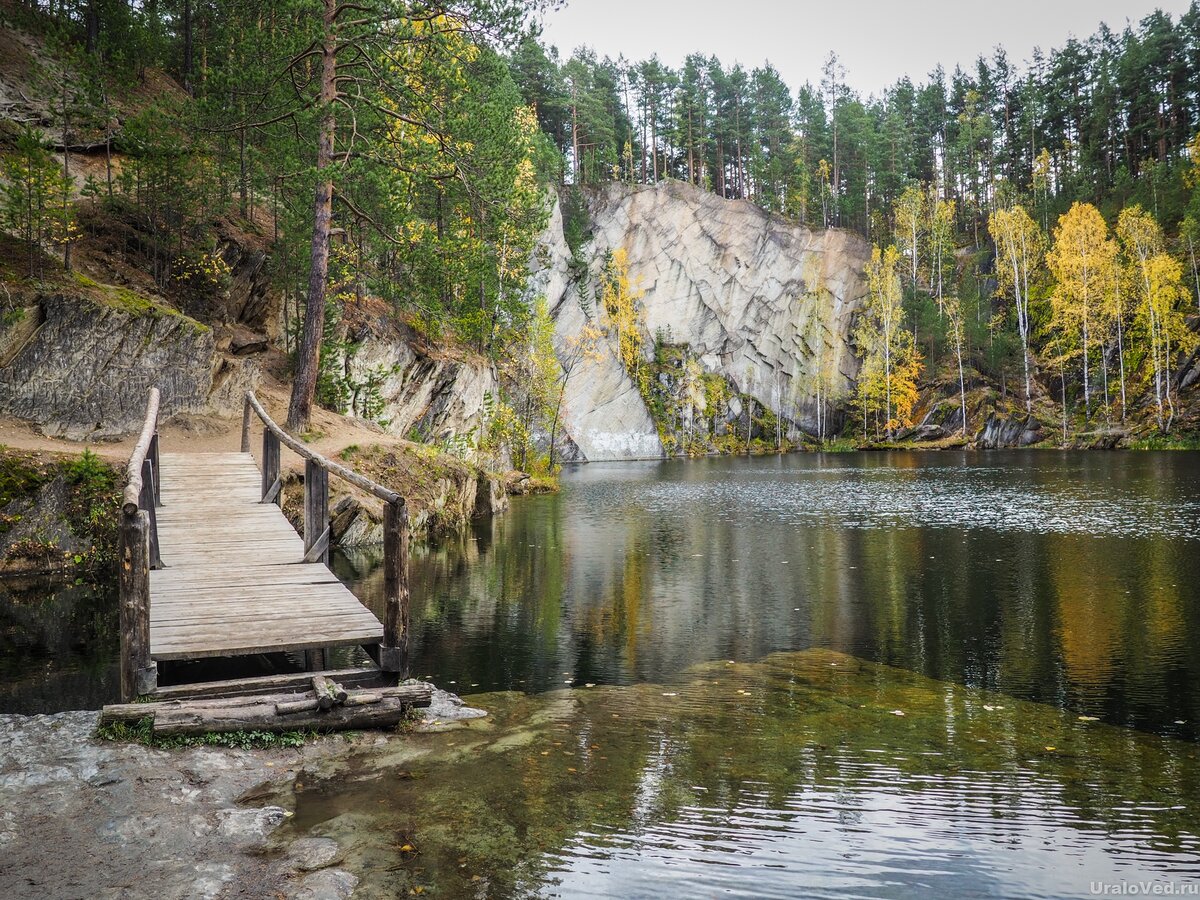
(150, 619, 382, 642)
(151, 596, 351, 609)
(151, 587, 349, 603)
(151, 616, 381, 637)
(152, 632, 383, 661)
(151, 598, 371, 616)
(151, 571, 342, 586)
(152, 608, 380, 626)
(150, 667, 388, 701)
(144, 448, 384, 664)
(102, 684, 429, 729)
(152, 693, 427, 736)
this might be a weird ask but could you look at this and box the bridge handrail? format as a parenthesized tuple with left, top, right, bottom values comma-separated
(241, 390, 410, 674)
(123, 387, 161, 515)
(241, 391, 402, 506)
(118, 387, 161, 701)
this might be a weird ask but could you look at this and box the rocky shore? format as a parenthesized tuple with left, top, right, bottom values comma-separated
(0, 689, 484, 899)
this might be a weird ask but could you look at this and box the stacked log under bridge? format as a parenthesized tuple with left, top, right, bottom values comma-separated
(100, 671, 432, 737)
(113, 389, 419, 735)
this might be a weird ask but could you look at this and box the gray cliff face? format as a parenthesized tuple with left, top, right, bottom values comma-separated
(341, 317, 499, 445)
(530, 182, 870, 460)
(0, 295, 256, 440)
(529, 200, 664, 461)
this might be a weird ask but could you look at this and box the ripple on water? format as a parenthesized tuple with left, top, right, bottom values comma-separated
(281, 650, 1200, 900)
(575, 464, 1200, 539)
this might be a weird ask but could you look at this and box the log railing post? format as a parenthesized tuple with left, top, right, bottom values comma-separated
(240, 395, 252, 453)
(148, 432, 161, 507)
(118, 508, 157, 701)
(380, 499, 410, 675)
(261, 429, 281, 505)
(139, 457, 162, 570)
(303, 458, 329, 564)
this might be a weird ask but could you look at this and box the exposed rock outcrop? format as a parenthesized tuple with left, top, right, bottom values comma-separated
(531, 182, 871, 460)
(0, 293, 257, 440)
(976, 410, 1045, 449)
(284, 443, 509, 547)
(339, 306, 499, 446)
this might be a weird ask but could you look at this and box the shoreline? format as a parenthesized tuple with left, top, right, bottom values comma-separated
(0, 691, 485, 899)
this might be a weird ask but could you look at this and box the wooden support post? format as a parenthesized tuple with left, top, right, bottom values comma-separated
(118, 509, 157, 701)
(139, 458, 162, 570)
(303, 459, 329, 564)
(305, 648, 327, 671)
(261, 429, 281, 505)
(240, 395, 252, 453)
(148, 432, 161, 507)
(380, 499, 410, 674)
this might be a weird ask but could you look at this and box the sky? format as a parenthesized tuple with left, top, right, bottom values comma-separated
(537, 0, 1195, 96)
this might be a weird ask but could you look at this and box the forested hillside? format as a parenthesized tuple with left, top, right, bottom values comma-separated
(0, 0, 559, 459)
(2, 0, 1200, 454)
(516, 10, 1200, 442)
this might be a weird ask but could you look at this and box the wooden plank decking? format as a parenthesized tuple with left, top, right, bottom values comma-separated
(148, 451, 383, 661)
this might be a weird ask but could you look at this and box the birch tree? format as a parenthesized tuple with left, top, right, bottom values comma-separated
(989, 204, 1044, 412)
(1118, 206, 1195, 431)
(894, 184, 925, 293)
(1046, 202, 1118, 423)
(855, 245, 922, 438)
(944, 294, 969, 435)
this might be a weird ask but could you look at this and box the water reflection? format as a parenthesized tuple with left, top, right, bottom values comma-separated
(362, 452, 1200, 739)
(0, 577, 118, 714)
(280, 650, 1200, 899)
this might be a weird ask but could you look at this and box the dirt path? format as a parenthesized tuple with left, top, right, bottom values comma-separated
(0, 382, 417, 474)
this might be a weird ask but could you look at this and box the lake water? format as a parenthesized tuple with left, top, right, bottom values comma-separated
(318, 451, 1200, 898)
(6, 451, 1200, 897)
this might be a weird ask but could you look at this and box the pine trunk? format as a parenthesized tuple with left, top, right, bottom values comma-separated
(286, 0, 337, 432)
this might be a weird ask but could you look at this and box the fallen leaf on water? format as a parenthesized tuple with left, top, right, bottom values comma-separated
(400, 844, 415, 852)
(890, 710, 905, 717)
(662, 692, 678, 697)
(1078, 716, 1099, 722)
(1045, 746, 1057, 752)
(567, 767, 577, 773)
(540, 751, 550, 756)
(584, 683, 596, 688)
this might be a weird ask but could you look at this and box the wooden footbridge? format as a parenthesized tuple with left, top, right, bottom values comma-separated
(105, 389, 427, 735)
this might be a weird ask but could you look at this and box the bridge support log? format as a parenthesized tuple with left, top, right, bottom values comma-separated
(100, 684, 432, 736)
(118, 509, 157, 701)
(380, 499, 410, 675)
(262, 429, 281, 505)
(303, 458, 329, 564)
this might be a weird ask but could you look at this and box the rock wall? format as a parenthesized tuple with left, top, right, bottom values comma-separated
(340, 312, 499, 445)
(0, 294, 257, 440)
(530, 182, 870, 460)
(529, 201, 664, 461)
